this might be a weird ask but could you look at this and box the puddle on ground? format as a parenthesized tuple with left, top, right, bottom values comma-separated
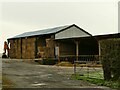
(31, 83, 46, 86)
(40, 74, 52, 78)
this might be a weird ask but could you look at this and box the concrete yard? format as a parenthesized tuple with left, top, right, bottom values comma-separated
(2, 59, 114, 89)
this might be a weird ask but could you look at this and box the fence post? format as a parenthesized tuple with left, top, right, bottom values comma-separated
(74, 60, 76, 75)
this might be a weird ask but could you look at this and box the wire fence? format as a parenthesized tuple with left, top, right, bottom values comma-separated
(73, 55, 103, 79)
(59, 55, 100, 63)
(59, 55, 103, 79)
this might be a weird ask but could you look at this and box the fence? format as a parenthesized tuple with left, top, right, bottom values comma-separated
(73, 55, 103, 79)
(59, 55, 100, 64)
(59, 55, 103, 79)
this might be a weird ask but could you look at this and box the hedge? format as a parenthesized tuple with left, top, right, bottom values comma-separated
(99, 38, 120, 81)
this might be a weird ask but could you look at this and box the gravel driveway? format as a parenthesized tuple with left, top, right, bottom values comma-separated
(2, 59, 114, 89)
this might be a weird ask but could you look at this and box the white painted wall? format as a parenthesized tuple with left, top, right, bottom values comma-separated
(55, 26, 91, 39)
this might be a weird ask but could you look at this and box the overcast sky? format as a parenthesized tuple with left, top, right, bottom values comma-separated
(0, 0, 118, 53)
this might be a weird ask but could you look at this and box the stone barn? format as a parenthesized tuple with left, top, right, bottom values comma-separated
(7, 24, 99, 62)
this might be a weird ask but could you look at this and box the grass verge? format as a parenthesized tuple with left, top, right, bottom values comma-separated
(71, 73, 120, 89)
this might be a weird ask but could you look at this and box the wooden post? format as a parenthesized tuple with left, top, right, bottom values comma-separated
(20, 38, 22, 59)
(76, 41, 79, 61)
(98, 42, 101, 56)
(58, 46, 60, 63)
(16, 39, 18, 58)
(57, 43, 60, 63)
(74, 61, 76, 74)
(55, 42, 60, 63)
(25, 37, 27, 59)
(7, 40, 10, 58)
(98, 42, 101, 62)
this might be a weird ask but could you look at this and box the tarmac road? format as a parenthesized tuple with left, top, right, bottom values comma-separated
(2, 59, 115, 89)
